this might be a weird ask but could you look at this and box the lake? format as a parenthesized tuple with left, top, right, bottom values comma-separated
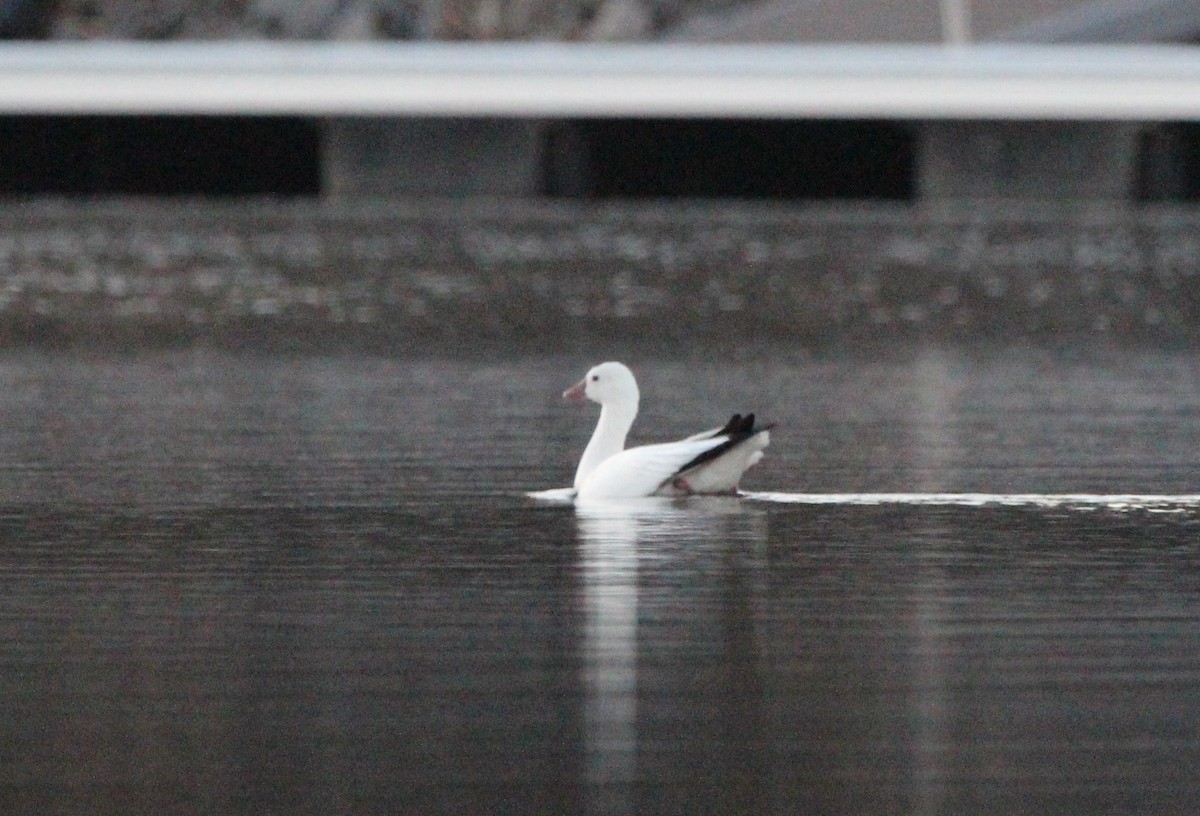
(1, 346, 1198, 815)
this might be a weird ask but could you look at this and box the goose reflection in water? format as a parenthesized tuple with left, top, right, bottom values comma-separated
(573, 497, 767, 816)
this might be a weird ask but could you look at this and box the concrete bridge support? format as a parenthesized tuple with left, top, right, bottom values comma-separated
(319, 115, 1194, 203)
(322, 117, 550, 197)
(916, 121, 1146, 201)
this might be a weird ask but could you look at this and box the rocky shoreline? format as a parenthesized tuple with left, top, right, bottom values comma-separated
(0, 197, 1197, 349)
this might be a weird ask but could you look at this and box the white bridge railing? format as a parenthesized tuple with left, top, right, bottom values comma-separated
(0, 41, 1199, 120)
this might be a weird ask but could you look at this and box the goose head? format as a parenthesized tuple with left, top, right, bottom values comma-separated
(563, 361, 640, 409)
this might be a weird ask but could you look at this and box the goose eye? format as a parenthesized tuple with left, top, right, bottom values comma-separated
(591, 374, 600, 381)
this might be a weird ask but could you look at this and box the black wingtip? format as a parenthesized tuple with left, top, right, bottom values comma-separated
(717, 412, 771, 436)
(673, 412, 774, 477)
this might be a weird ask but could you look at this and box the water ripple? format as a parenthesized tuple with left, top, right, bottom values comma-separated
(744, 491, 1200, 513)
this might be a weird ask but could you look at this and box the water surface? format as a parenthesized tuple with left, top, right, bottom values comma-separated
(1, 347, 1199, 815)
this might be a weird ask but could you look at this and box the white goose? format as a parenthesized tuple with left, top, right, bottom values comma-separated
(562, 361, 771, 501)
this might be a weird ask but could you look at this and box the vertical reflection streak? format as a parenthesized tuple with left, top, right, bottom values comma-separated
(577, 505, 641, 816)
(909, 351, 957, 815)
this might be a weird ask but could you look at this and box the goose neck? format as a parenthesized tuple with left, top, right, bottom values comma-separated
(597, 399, 637, 441)
(573, 397, 638, 488)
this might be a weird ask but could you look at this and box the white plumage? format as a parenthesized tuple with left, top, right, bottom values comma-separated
(561, 361, 771, 501)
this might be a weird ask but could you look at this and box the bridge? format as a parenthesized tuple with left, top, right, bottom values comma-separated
(1, 41, 1199, 199)
(0, 41, 1199, 119)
